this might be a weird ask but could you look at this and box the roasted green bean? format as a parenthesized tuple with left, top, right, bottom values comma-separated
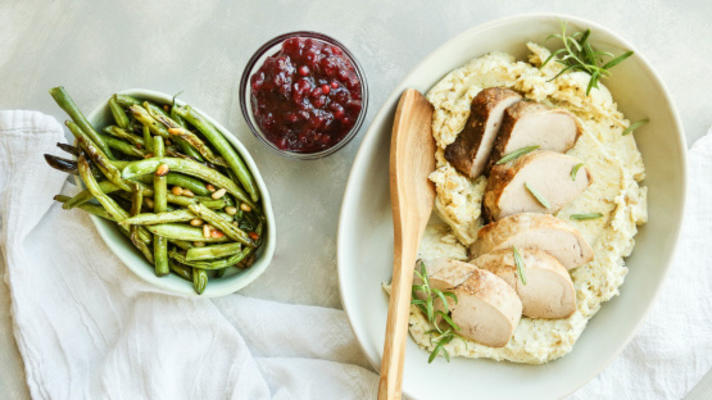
(175, 106, 259, 202)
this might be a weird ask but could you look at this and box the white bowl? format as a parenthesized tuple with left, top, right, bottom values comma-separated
(85, 88, 276, 297)
(337, 14, 686, 399)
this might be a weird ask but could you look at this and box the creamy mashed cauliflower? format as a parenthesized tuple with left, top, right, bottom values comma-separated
(410, 43, 648, 364)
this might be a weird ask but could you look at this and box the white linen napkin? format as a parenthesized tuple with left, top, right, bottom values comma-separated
(1, 110, 710, 399)
(0, 110, 377, 400)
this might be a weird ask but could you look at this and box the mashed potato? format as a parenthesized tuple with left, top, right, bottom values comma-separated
(410, 43, 648, 364)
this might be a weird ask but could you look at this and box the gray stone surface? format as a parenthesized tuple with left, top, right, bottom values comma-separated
(1, 0, 710, 398)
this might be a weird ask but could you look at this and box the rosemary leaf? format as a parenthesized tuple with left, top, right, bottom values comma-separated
(622, 118, 649, 136)
(524, 182, 551, 209)
(512, 246, 527, 285)
(412, 260, 461, 363)
(496, 145, 540, 165)
(570, 163, 584, 181)
(543, 22, 634, 96)
(570, 212, 603, 220)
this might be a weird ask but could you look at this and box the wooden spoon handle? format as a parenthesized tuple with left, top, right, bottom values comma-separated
(378, 229, 418, 400)
(378, 89, 434, 400)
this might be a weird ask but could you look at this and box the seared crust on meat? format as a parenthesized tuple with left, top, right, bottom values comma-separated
(444, 87, 522, 178)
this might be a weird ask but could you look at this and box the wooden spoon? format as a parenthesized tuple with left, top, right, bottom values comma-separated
(378, 89, 435, 400)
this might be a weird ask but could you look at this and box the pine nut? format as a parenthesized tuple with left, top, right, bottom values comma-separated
(240, 203, 252, 212)
(155, 163, 169, 177)
(224, 206, 237, 216)
(202, 224, 211, 238)
(211, 188, 226, 199)
(193, 241, 205, 247)
(171, 186, 183, 196)
(206, 184, 216, 192)
(167, 128, 181, 136)
(190, 218, 203, 227)
(144, 198, 154, 209)
(182, 189, 195, 198)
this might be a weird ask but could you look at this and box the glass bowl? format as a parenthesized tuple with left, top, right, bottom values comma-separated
(239, 31, 369, 160)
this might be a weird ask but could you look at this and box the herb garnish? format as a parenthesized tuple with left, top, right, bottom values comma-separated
(622, 118, 650, 136)
(496, 145, 540, 165)
(570, 163, 584, 181)
(570, 213, 603, 220)
(512, 246, 527, 285)
(411, 261, 460, 363)
(524, 182, 551, 209)
(541, 22, 634, 95)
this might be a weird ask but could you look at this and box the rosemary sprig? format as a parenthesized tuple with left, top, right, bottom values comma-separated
(496, 145, 540, 165)
(541, 22, 634, 95)
(570, 163, 584, 181)
(524, 182, 551, 209)
(512, 246, 527, 285)
(412, 261, 460, 363)
(622, 118, 649, 136)
(570, 212, 603, 220)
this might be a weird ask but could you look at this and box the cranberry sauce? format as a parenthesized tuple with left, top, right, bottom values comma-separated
(249, 37, 362, 153)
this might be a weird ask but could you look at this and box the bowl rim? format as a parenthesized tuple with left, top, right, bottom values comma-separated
(336, 12, 687, 398)
(238, 30, 369, 160)
(83, 88, 277, 298)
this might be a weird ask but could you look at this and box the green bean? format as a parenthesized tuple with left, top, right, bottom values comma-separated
(213, 268, 226, 279)
(114, 94, 141, 107)
(169, 247, 251, 270)
(165, 126, 226, 166)
(175, 105, 259, 201)
(121, 157, 254, 208)
(171, 240, 193, 251)
(142, 101, 206, 162)
(192, 268, 208, 294)
(53, 195, 113, 220)
(143, 125, 153, 153)
(77, 156, 129, 222)
(100, 134, 144, 158)
(187, 203, 254, 246)
(165, 193, 226, 209)
(129, 105, 170, 138)
(130, 226, 154, 263)
(144, 224, 229, 242)
(130, 183, 143, 216)
(50, 87, 114, 158)
(108, 95, 130, 129)
(64, 181, 133, 209)
(69, 127, 131, 191)
(169, 260, 193, 281)
(104, 125, 144, 147)
(152, 136, 169, 276)
(185, 242, 242, 261)
(165, 174, 209, 196)
(120, 209, 195, 226)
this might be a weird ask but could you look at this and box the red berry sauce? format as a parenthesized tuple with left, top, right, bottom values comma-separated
(250, 37, 363, 153)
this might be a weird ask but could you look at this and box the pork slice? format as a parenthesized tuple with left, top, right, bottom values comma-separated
(450, 268, 522, 347)
(471, 213, 594, 270)
(471, 248, 576, 319)
(444, 87, 522, 178)
(483, 150, 592, 220)
(488, 101, 582, 166)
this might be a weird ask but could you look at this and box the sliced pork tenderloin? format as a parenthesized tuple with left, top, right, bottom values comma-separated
(488, 101, 582, 166)
(444, 87, 522, 178)
(471, 248, 576, 319)
(471, 213, 594, 270)
(450, 268, 522, 347)
(483, 150, 592, 220)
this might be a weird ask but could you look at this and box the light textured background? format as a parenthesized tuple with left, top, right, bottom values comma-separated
(1, 0, 710, 398)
